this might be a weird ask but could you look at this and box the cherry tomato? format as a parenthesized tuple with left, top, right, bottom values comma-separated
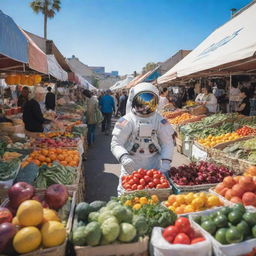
(173, 233, 190, 244)
(131, 184, 138, 190)
(139, 179, 146, 186)
(144, 175, 152, 183)
(137, 185, 144, 190)
(162, 225, 179, 243)
(175, 217, 191, 233)
(148, 182, 155, 188)
(191, 237, 205, 244)
(153, 178, 160, 185)
(147, 170, 154, 177)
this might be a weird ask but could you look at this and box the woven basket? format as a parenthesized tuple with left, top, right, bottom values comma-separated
(238, 158, 256, 173)
(75, 236, 149, 256)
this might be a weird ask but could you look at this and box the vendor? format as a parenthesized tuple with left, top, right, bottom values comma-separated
(17, 87, 30, 110)
(23, 87, 51, 133)
(237, 87, 251, 116)
(111, 83, 175, 194)
(199, 86, 218, 113)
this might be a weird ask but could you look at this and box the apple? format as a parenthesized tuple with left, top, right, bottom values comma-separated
(0, 207, 13, 224)
(8, 182, 35, 209)
(0, 223, 17, 253)
(45, 184, 68, 210)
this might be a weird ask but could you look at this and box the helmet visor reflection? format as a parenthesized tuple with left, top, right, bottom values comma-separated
(133, 92, 158, 115)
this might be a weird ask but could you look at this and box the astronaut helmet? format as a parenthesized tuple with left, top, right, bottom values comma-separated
(131, 83, 159, 116)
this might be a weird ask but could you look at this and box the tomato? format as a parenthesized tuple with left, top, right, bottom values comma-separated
(144, 175, 152, 183)
(132, 171, 139, 176)
(156, 184, 164, 189)
(131, 184, 138, 190)
(153, 170, 161, 175)
(134, 173, 142, 179)
(191, 237, 205, 244)
(162, 225, 179, 243)
(162, 182, 169, 188)
(121, 176, 126, 181)
(148, 182, 155, 188)
(173, 233, 191, 244)
(133, 177, 140, 184)
(137, 185, 144, 190)
(138, 168, 146, 176)
(126, 188, 132, 191)
(145, 185, 150, 189)
(153, 173, 161, 179)
(128, 180, 135, 186)
(147, 170, 154, 177)
(139, 179, 146, 186)
(160, 178, 167, 183)
(186, 227, 196, 239)
(175, 217, 191, 233)
(153, 178, 160, 185)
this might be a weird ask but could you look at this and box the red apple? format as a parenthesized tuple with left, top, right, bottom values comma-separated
(41, 201, 49, 208)
(45, 184, 68, 210)
(8, 182, 35, 209)
(0, 208, 13, 224)
(0, 223, 17, 253)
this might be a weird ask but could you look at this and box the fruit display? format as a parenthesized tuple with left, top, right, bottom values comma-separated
(39, 131, 74, 138)
(21, 148, 80, 168)
(0, 158, 20, 181)
(6, 141, 33, 150)
(236, 126, 256, 136)
(223, 137, 256, 163)
(193, 204, 256, 245)
(163, 192, 223, 215)
(167, 113, 200, 125)
(162, 109, 188, 119)
(197, 132, 241, 148)
(213, 176, 256, 207)
(162, 217, 205, 245)
(121, 169, 170, 191)
(169, 161, 233, 186)
(35, 137, 79, 148)
(244, 166, 256, 177)
(0, 183, 72, 254)
(115, 192, 159, 210)
(2, 151, 22, 161)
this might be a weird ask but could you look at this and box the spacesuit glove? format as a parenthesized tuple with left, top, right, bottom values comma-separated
(160, 160, 171, 177)
(120, 154, 136, 174)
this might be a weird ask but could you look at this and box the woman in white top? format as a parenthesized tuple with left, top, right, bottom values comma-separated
(158, 88, 169, 111)
(195, 89, 204, 103)
(201, 86, 218, 113)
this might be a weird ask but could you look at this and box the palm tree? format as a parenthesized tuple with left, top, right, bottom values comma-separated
(30, 0, 61, 39)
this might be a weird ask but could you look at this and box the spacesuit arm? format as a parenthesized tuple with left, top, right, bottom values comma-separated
(111, 118, 133, 161)
(158, 119, 175, 162)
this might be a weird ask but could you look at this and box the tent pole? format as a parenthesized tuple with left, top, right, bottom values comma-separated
(23, 64, 25, 72)
(229, 73, 232, 113)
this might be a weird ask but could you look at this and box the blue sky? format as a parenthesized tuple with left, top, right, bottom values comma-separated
(0, 0, 252, 75)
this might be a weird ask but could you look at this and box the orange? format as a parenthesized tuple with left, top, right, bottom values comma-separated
(69, 161, 77, 167)
(27, 157, 33, 162)
(41, 149, 49, 156)
(38, 155, 46, 162)
(168, 195, 176, 204)
(57, 154, 65, 161)
(60, 161, 67, 166)
(45, 157, 51, 163)
(32, 159, 40, 166)
(49, 154, 57, 161)
(65, 157, 73, 163)
(56, 148, 62, 154)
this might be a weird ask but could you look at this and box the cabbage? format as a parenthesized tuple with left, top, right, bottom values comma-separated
(88, 212, 100, 222)
(111, 206, 129, 223)
(84, 222, 101, 246)
(132, 215, 148, 235)
(106, 201, 120, 210)
(72, 226, 86, 246)
(98, 211, 114, 224)
(101, 221, 120, 243)
(118, 223, 137, 242)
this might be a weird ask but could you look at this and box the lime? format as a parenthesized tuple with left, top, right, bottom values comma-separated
(228, 210, 243, 225)
(219, 206, 232, 216)
(236, 220, 250, 237)
(214, 215, 228, 228)
(243, 212, 256, 226)
(226, 227, 243, 244)
(232, 204, 246, 214)
(215, 228, 228, 244)
(201, 220, 216, 235)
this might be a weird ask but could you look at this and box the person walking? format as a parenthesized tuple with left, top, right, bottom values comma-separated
(83, 90, 99, 146)
(45, 87, 56, 110)
(119, 90, 128, 116)
(99, 89, 115, 135)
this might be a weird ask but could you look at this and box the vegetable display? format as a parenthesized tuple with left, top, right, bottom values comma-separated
(35, 137, 79, 148)
(34, 162, 77, 188)
(194, 204, 256, 244)
(122, 169, 170, 191)
(163, 192, 222, 215)
(169, 161, 233, 186)
(214, 176, 256, 206)
(0, 158, 20, 181)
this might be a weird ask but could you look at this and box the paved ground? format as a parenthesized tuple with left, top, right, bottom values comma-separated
(84, 121, 190, 202)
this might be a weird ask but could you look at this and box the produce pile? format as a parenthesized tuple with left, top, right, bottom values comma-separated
(236, 126, 256, 136)
(197, 132, 241, 148)
(39, 131, 74, 139)
(222, 137, 256, 162)
(162, 217, 206, 245)
(169, 161, 233, 186)
(0, 158, 20, 181)
(2, 152, 22, 161)
(21, 148, 80, 168)
(167, 113, 201, 125)
(6, 141, 32, 150)
(0, 182, 71, 254)
(122, 169, 170, 191)
(162, 109, 187, 119)
(193, 204, 256, 245)
(34, 137, 79, 148)
(163, 192, 223, 215)
(214, 175, 256, 207)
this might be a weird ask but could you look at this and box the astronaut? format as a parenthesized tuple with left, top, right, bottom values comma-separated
(111, 82, 175, 193)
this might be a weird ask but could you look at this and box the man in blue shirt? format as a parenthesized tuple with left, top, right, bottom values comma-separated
(99, 89, 115, 135)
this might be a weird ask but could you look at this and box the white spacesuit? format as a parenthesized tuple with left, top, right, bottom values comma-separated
(111, 83, 175, 193)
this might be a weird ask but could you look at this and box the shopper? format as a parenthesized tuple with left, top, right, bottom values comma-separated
(238, 87, 251, 116)
(23, 87, 51, 133)
(158, 88, 169, 111)
(198, 86, 218, 113)
(99, 89, 115, 135)
(229, 81, 241, 112)
(111, 83, 174, 194)
(17, 87, 30, 110)
(119, 90, 128, 116)
(83, 90, 99, 146)
(45, 87, 56, 110)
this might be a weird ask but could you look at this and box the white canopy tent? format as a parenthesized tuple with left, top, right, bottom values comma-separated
(110, 75, 134, 90)
(76, 74, 98, 91)
(158, 1, 256, 84)
(47, 55, 68, 81)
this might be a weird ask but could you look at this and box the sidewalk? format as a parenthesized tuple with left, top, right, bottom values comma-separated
(84, 123, 190, 202)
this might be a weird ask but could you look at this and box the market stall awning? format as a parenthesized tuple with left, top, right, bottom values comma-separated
(0, 10, 28, 70)
(110, 75, 134, 90)
(47, 55, 68, 81)
(157, 1, 256, 84)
